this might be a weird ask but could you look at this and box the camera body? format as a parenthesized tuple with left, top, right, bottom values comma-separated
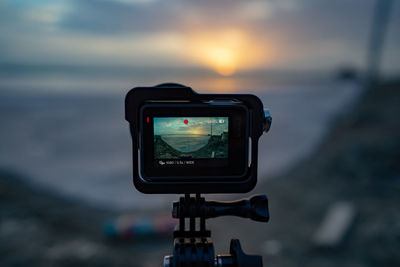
(125, 83, 270, 194)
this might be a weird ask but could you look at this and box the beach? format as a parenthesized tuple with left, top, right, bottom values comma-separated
(1, 0, 399, 265)
(0, 78, 362, 211)
(1, 79, 399, 266)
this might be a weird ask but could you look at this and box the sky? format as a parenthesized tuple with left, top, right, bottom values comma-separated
(0, 0, 399, 77)
(154, 117, 228, 136)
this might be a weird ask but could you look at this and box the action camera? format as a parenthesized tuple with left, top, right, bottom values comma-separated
(125, 83, 271, 194)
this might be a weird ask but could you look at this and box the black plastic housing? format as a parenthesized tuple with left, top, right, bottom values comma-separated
(125, 83, 266, 194)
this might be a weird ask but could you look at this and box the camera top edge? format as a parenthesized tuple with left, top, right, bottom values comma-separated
(125, 84, 265, 123)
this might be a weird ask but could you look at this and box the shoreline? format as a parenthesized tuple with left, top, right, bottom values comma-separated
(0, 80, 363, 210)
(1, 79, 398, 266)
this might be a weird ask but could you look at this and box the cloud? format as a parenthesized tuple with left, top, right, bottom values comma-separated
(0, 0, 399, 73)
(58, 0, 178, 34)
(56, 0, 299, 35)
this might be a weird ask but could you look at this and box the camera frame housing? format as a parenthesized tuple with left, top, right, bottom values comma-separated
(125, 83, 266, 194)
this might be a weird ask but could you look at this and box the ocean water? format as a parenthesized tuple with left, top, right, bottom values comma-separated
(0, 72, 363, 210)
(161, 135, 210, 153)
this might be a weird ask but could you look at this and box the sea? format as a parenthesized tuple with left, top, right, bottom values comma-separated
(0, 66, 363, 211)
(161, 135, 211, 153)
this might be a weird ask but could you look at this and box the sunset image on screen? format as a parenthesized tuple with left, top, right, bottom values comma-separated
(154, 117, 228, 159)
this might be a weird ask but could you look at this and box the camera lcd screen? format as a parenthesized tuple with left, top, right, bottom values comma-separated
(140, 104, 248, 181)
(154, 117, 228, 160)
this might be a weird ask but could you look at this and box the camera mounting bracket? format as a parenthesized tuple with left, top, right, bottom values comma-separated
(163, 194, 269, 267)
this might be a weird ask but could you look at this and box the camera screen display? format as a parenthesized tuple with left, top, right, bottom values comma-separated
(154, 117, 228, 159)
(140, 104, 248, 180)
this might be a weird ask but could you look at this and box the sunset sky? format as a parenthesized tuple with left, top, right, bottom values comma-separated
(154, 117, 228, 136)
(0, 0, 399, 77)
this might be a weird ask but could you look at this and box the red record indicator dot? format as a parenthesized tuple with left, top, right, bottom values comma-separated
(184, 119, 189, 124)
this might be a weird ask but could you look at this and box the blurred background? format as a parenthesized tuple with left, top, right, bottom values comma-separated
(0, 0, 399, 266)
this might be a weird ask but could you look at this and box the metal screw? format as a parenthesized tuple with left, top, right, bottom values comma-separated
(263, 109, 272, 133)
(163, 255, 173, 267)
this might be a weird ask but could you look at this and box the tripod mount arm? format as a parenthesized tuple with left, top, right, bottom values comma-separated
(164, 194, 269, 267)
(173, 195, 269, 223)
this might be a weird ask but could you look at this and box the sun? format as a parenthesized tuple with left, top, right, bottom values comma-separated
(203, 46, 237, 76)
(187, 29, 267, 76)
(190, 129, 201, 135)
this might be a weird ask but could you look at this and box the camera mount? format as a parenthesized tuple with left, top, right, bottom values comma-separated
(125, 83, 272, 266)
(163, 194, 269, 267)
